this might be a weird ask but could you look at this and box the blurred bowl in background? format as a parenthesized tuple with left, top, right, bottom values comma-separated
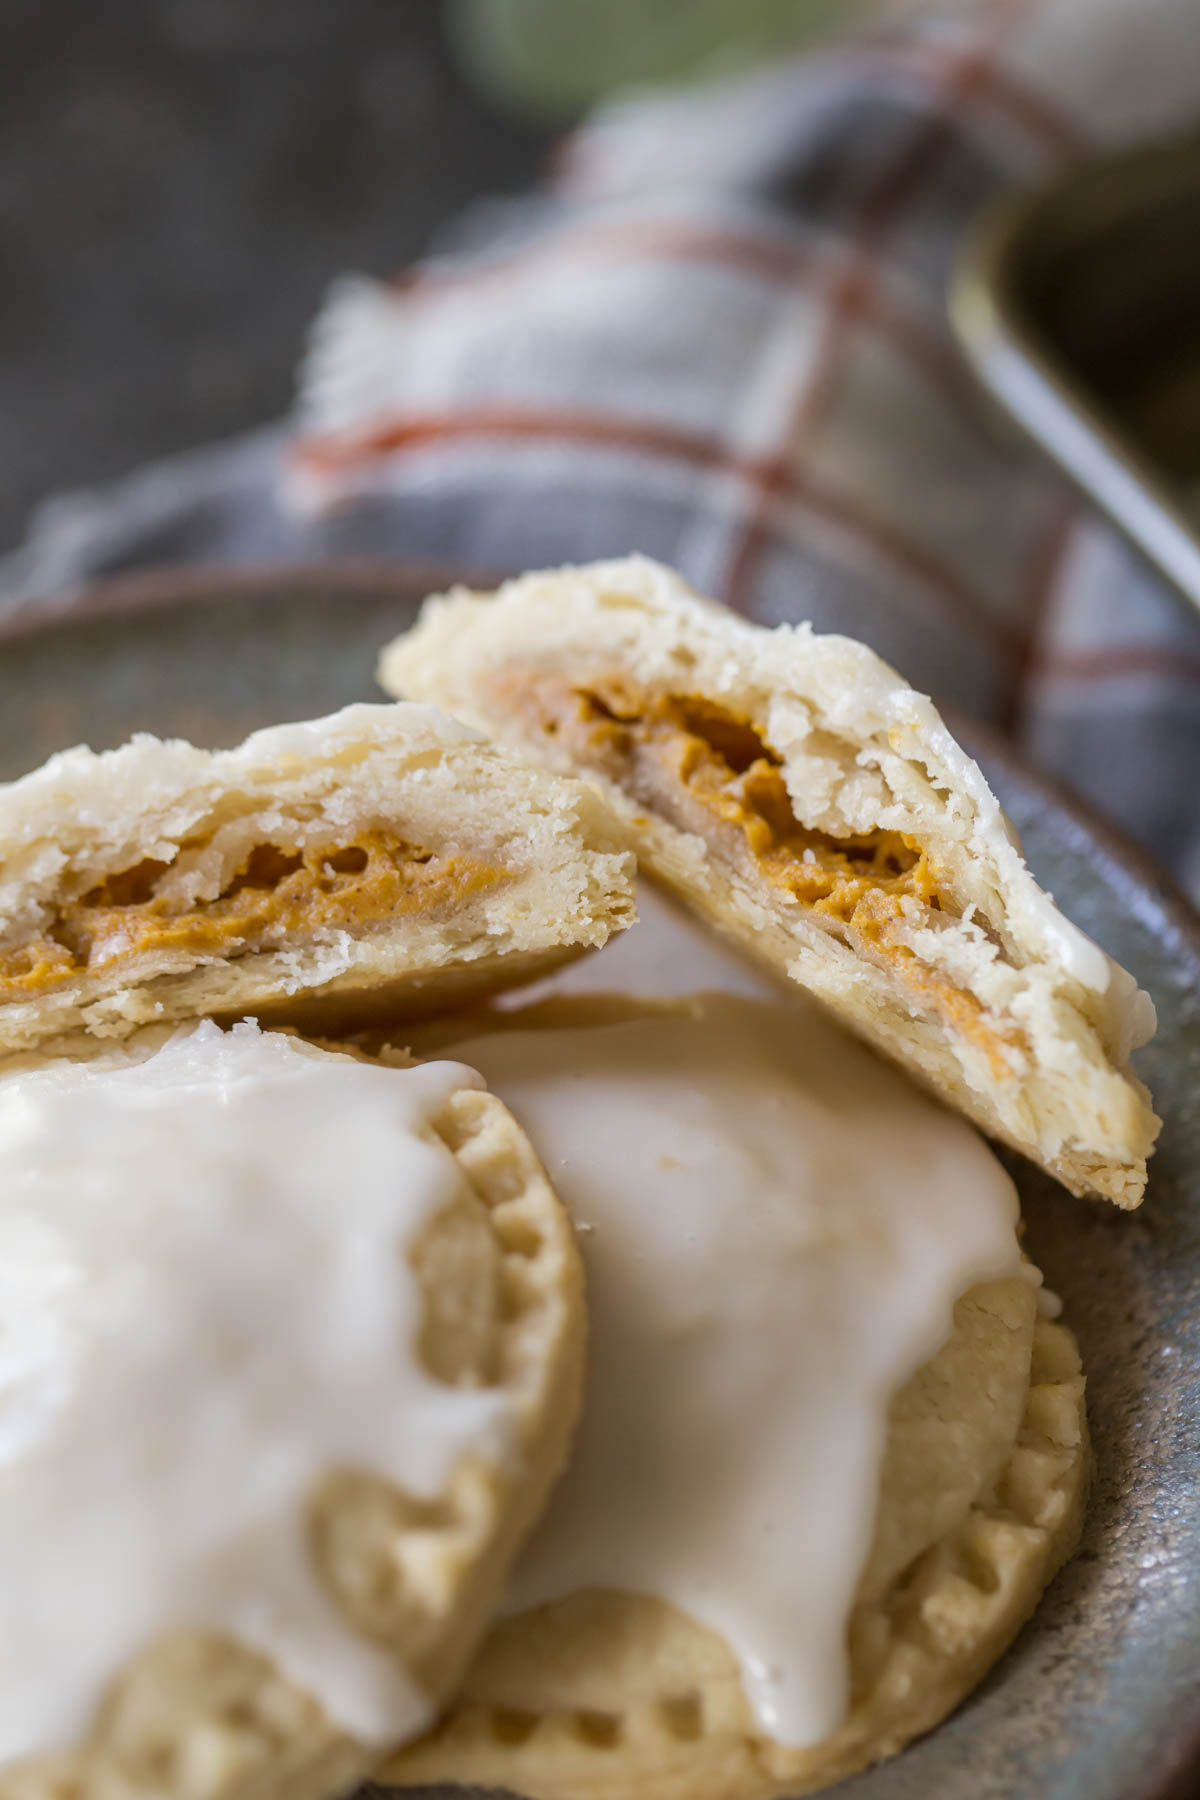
(952, 135, 1200, 621)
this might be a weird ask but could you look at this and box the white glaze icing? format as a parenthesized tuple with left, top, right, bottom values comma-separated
(1022, 885, 1156, 1058)
(0, 1022, 509, 1767)
(1017, 1257, 1063, 1319)
(451, 990, 1025, 1747)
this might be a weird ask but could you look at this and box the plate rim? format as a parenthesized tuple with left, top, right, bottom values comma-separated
(0, 556, 508, 644)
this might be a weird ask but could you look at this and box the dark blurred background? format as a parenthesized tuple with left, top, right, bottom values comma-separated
(0, 0, 559, 551)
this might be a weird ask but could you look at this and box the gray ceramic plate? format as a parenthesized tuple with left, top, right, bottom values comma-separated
(0, 563, 1197, 1800)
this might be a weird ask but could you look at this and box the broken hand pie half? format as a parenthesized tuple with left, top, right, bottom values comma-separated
(0, 702, 635, 1054)
(380, 558, 1158, 1206)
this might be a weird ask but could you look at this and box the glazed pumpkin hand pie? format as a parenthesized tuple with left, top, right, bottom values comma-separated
(377, 992, 1090, 1800)
(378, 556, 1158, 1206)
(0, 1019, 584, 1800)
(0, 700, 635, 1055)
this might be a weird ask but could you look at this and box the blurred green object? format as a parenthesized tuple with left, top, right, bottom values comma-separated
(450, 0, 864, 116)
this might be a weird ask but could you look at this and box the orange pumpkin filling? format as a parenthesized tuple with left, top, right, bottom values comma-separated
(508, 675, 1015, 1069)
(0, 831, 508, 1003)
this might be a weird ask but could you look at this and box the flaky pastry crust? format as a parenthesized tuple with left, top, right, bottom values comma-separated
(380, 558, 1157, 1205)
(0, 703, 636, 1055)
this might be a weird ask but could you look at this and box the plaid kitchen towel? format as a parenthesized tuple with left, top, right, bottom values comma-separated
(3, 0, 1200, 894)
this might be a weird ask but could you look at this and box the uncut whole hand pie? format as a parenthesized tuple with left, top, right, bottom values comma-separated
(0, 558, 1158, 1800)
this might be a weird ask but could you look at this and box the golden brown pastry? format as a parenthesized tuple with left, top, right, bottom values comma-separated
(380, 557, 1158, 1205)
(0, 701, 635, 1054)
